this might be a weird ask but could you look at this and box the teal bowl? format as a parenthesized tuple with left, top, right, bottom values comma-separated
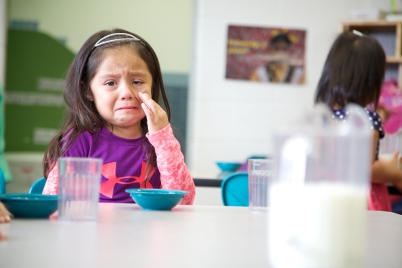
(125, 189, 189, 211)
(0, 193, 58, 218)
(216, 162, 241, 172)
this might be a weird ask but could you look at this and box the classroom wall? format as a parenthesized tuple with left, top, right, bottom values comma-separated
(186, 0, 396, 175)
(7, 0, 193, 74)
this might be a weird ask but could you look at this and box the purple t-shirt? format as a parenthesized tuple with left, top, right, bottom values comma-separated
(63, 127, 161, 203)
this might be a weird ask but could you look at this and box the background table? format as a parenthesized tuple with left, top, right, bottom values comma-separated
(1, 204, 402, 268)
(191, 170, 225, 206)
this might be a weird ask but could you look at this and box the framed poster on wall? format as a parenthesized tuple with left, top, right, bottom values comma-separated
(225, 25, 306, 84)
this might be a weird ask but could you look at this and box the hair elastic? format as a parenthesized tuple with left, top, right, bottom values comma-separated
(352, 30, 364, 37)
(93, 33, 146, 48)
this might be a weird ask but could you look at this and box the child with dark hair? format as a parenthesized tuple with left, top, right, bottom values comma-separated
(42, 29, 195, 204)
(315, 31, 402, 211)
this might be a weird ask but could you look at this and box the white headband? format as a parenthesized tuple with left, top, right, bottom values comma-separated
(93, 33, 146, 48)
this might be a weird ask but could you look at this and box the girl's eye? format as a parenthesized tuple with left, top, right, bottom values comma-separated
(106, 81, 116, 86)
(133, 80, 143, 85)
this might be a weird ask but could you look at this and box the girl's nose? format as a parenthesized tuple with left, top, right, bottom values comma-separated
(120, 82, 134, 100)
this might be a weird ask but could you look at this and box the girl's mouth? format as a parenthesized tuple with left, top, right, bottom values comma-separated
(116, 106, 138, 111)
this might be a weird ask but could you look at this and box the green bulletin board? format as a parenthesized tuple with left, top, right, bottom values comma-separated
(5, 29, 74, 152)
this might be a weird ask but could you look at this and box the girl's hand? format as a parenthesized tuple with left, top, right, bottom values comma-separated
(0, 202, 11, 223)
(0, 202, 11, 240)
(139, 92, 169, 134)
(378, 151, 402, 191)
(378, 151, 401, 169)
(49, 210, 58, 220)
(0, 232, 6, 240)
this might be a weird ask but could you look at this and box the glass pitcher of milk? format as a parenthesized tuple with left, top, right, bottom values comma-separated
(268, 104, 372, 268)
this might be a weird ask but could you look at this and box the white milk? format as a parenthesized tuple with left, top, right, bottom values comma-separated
(268, 183, 367, 268)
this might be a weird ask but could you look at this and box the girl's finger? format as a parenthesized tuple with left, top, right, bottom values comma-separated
(141, 102, 154, 119)
(139, 92, 156, 112)
(0, 232, 7, 241)
(0, 215, 10, 223)
(0, 204, 10, 223)
(49, 210, 58, 220)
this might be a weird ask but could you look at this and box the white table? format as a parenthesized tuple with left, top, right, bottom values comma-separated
(1, 204, 402, 268)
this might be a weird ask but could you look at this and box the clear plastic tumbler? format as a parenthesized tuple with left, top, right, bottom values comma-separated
(248, 159, 272, 211)
(58, 157, 103, 221)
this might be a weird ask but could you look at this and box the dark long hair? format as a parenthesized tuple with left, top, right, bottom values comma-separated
(314, 31, 386, 108)
(43, 29, 171, 179)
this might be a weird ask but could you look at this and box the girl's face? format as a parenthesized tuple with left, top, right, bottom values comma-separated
(90, 46, 152, 138)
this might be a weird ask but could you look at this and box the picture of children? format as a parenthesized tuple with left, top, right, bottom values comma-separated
(250, 33, 304, 83)
(225, 25, 306, 84)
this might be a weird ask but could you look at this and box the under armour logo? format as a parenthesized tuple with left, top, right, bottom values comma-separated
(99, 162, 155, 198)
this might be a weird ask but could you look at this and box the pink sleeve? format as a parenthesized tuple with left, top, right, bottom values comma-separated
(147, 124, 196, 205)
(42, 163, 58, 195)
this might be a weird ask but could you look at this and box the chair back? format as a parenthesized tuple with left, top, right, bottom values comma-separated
(221, 172, 249, 206)
(0, 168, 5, 194)
(29, 177, 46, 194)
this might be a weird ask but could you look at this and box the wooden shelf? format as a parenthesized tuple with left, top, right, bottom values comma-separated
(342, 20, 400, 27)
(387, 56, 402, 64)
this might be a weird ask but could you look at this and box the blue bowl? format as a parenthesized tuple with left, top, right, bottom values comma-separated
(0, 193, 58, 219)
(216, 162, 241, 172)
(125, 189, 189, 211)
